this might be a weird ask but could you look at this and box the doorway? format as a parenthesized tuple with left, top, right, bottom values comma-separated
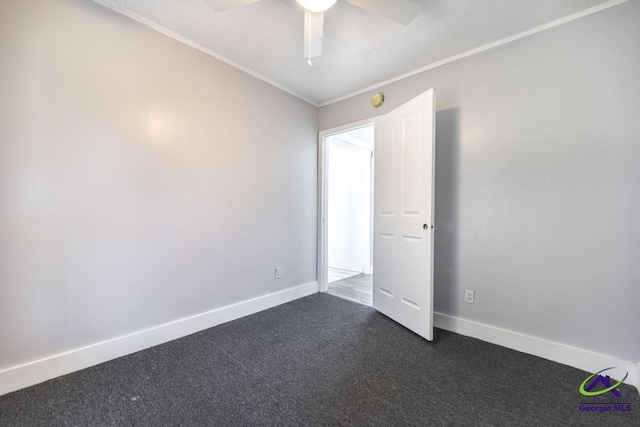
(319, 122, 376, 306)
(319, 89, 436, 339)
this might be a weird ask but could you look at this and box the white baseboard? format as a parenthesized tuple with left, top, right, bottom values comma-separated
(0, 282, 318, 397)
(434, 312, 638, 390)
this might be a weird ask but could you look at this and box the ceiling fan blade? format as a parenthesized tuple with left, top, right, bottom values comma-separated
(204, 0, 260, 12)
(345, 0, 420, 25)
(304, 11, 324, 63)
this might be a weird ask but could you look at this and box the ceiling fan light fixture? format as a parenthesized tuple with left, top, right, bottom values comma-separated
(296, 0, 337, 13)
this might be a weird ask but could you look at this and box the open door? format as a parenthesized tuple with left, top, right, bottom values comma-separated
(373, 89, 436, 340)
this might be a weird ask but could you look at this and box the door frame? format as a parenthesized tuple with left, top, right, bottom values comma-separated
(317, 117, 382, 293)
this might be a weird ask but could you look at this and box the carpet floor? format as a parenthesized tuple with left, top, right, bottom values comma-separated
(0, 293, 638, 426)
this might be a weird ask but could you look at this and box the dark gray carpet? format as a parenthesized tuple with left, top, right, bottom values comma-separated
(1, 294, 638, 426)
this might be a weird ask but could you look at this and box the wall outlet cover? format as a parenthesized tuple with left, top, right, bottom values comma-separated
(464, 289, 475, 304)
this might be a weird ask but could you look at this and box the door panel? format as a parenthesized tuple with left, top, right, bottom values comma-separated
(373, 89, 436, 341)
(401, 108, 423, 216)
(377, 121, 395, 216)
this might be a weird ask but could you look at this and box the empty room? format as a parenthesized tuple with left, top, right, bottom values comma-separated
(1, 0, 639, 425)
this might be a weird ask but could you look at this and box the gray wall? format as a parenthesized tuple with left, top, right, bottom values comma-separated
(320, 1, 640, 361)
(0, 0, 317, 370)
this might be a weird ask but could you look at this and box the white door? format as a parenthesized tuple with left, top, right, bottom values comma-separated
(373, 89, 436, 340)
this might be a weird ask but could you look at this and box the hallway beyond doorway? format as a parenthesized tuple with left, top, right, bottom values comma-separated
(327, 270, 372, 306)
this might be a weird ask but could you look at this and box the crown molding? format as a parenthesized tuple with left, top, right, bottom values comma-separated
(93, 0, 628, 109)
(318, 0, 629, 107)
(92, 0, 320, 107)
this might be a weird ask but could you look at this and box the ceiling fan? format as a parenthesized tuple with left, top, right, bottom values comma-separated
(205, 0, 420, 65)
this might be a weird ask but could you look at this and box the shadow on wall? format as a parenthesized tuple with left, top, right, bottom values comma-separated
(434, 108, 460, 316)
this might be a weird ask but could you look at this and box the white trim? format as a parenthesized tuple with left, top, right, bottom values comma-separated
(318, 0, 629, 107)
(434, 312, 638, 389)
(94, 0, 628, 108)
(318, 118, 380, 293)
(319, 117, 383, 139)
(0, 282, 318, 397)
(92, 0, 319, 107)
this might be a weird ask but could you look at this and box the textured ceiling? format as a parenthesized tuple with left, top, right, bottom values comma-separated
(94, 0, 618, 105)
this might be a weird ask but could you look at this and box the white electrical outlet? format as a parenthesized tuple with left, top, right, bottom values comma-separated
(464, 289, 475, 304)
(275, 267, 282, 279)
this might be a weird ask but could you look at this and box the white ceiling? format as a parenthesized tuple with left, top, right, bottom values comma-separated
(94, 0, 619, 106)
